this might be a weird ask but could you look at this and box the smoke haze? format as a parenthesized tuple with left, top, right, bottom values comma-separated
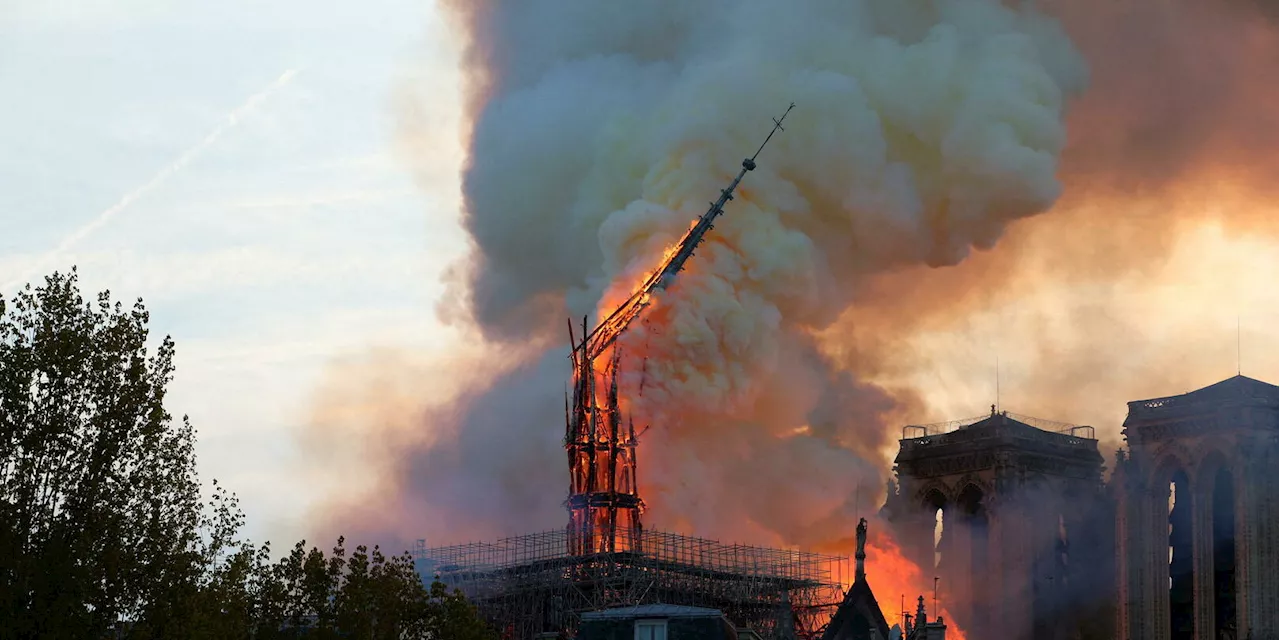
(821, 0, 1278, 459)
(301, 0, 1277, 553)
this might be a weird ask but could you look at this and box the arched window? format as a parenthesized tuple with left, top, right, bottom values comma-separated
(924, 490, 947, 571)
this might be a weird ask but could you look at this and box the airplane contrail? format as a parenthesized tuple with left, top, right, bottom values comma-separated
(2, 68, 300, 293)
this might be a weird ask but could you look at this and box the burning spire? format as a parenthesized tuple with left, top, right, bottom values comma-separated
(564, 104, 795, 555)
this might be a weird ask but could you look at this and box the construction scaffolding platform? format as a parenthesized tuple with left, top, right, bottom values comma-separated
(413, 528, 848, 640)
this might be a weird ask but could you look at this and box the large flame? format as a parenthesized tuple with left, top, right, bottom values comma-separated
(589, 221, 700, 419)
(861, 527, 968, 640)
(590, 216, 980, 633)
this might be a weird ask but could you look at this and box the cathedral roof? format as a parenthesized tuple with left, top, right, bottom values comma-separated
(822, 579, 892, 640)
(1170, 374, 1276, 402)
(1125, 375, 1278, 426)
(902, 409, 1092, 440)
(895, 409, 1100, 466)
(822, 519, 892, 640)
(962, 411, 1038, 432)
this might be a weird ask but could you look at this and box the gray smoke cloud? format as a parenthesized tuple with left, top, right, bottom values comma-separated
(385, 0, 1089, 546)
(289, 16, 1277, 639)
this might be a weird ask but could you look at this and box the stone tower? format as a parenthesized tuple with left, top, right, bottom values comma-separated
(1113, 375, 1278, 640)
(882, 409, 1113, 640)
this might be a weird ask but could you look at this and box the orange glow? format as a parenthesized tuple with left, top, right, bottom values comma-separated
(860, 527, 968, 640)
(589, 233, 689, 412)
(586, 213, 977, 636)
(595, 229, 688, 319)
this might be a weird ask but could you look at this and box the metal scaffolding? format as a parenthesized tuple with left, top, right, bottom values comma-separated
(414, 528, 847, 640)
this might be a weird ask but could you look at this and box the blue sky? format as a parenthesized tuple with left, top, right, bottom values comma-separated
(1, 0, 468, 542)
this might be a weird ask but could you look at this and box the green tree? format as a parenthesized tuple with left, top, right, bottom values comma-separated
(173, 484, 273, 640)
(1, 270, 496, 639)
(266, 537, 496, 640)
(0, 269, 204, 638)
(422, 578, 496, 640)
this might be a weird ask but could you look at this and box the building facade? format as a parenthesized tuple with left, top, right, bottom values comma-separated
(882, 409, 1112, 640)
(1113, 375, 1279, 640)
(882, 375, 1277, 640)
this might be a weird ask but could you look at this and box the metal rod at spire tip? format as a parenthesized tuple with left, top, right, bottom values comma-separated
(748, 101, 796, 164)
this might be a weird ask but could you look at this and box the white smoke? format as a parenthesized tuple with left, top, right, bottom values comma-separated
(423, 0, 1087, 544)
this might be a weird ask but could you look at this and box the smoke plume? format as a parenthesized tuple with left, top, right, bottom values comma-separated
(358, 0, 1084, 546)
(301, 0, 1277, 553)
(816, 0, 1277, 459)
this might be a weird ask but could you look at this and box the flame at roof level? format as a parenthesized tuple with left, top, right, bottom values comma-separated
(860, 527, 967, 640)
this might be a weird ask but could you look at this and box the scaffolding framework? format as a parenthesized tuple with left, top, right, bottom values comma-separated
(415, 528, 847, 640)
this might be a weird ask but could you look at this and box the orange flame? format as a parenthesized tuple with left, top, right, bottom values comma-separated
(591, 216, 970, 638)
(595, 225, 691, 322)
(588, 232, 690, 412)
(859, 527, 967, 640)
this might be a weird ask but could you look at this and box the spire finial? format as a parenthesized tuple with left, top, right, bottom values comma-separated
(746, 102, 796, 168)
(855, 517, 868, 582)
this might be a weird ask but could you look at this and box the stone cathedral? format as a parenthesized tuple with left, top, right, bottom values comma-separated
(881, 375, 1278, 640)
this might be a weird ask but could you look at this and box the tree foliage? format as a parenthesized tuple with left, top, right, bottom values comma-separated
(0, 270, 495, 640)
(0, 269, 202, 637)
